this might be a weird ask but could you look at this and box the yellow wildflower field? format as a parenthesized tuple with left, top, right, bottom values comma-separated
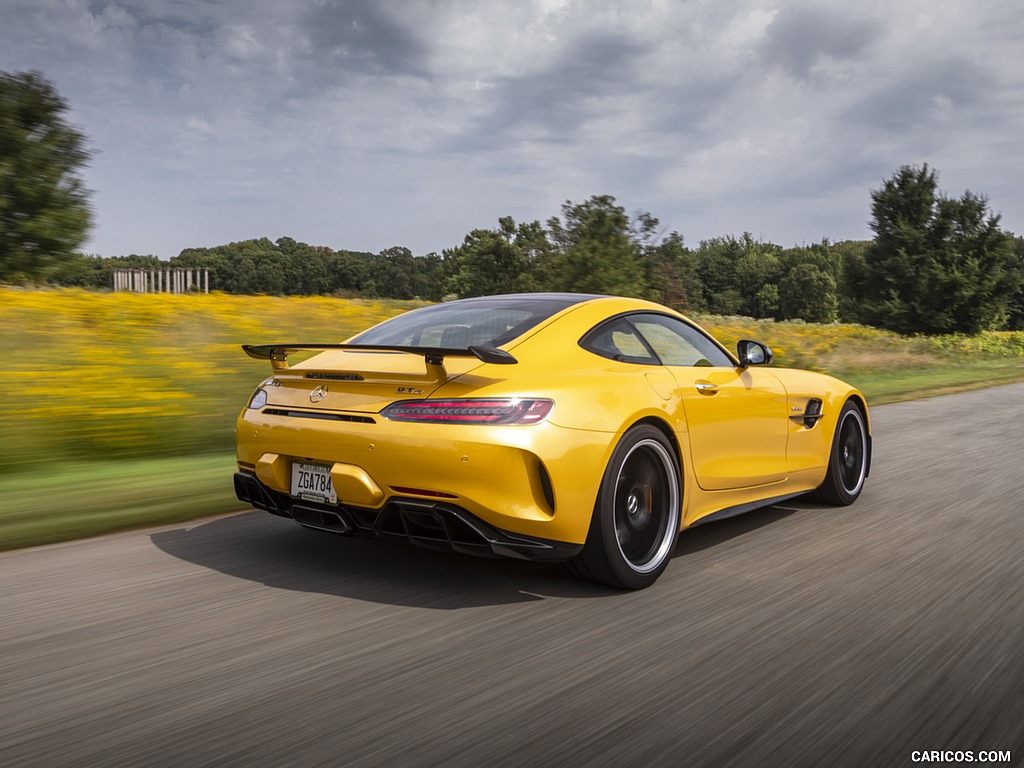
(2, 288, 1022, 473)
(0, 288, 426, 472)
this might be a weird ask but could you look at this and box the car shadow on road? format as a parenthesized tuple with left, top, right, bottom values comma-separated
(673, 503, 801, 557)
(150, 511, 610, 609)
(150, 502, 803, 610)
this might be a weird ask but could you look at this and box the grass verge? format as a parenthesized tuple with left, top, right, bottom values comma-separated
(0, 453, 239, 552)
(842, 359, 1024, 404)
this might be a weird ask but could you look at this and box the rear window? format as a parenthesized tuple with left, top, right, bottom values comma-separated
(349, 295, 592, 349)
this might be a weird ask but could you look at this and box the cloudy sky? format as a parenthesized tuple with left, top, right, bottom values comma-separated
(3, 0, 1023, 260)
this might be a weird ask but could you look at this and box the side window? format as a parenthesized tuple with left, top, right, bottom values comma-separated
(580, 318, 658, 365)
(632, 314, 733, 367)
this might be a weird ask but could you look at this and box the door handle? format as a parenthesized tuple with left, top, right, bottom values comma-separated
(695, 381, 719, 395)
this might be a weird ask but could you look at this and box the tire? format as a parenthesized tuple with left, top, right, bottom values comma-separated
(813, 400, 868, 505)
(566, 425, 681, 589)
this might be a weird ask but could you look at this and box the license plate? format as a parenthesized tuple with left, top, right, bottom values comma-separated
(291, 462, 337, 505)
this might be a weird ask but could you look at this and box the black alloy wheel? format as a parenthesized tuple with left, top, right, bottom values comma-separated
(566, 425, 681, 589)
(814, 400, 868, 505)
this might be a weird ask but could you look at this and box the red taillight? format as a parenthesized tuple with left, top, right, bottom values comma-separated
(381, 398, 553, 425)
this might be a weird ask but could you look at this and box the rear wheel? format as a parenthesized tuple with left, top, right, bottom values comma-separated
(813, 400, 868, 505)
(566, 425, 681, 589)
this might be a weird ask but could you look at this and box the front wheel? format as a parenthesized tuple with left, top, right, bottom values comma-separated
(566, 425, 681, 589)
(813, 400, 868, 505)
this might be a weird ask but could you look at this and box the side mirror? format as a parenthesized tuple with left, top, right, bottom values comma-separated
(737, 339, 773, 367)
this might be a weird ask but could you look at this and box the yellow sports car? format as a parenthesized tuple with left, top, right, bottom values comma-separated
(234, 293, 870, 589)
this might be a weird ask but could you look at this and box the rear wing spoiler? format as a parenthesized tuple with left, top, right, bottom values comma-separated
(242, 343, 517, 378)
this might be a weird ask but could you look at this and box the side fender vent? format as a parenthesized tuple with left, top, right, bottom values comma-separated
(790, 398, 824, 429)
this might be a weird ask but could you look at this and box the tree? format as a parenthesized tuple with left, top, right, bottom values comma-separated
(733, 239, 782, 318)
(776, 242, 841, 322)
(778, 265, 839, 322)
(274, 237, 332, 295)
(1007, 237, 1024, 331)
(443, 216, 541, 298)
(694, 234, 776, 316)
(330, 248, 374, 295)
(641, 232, 705, 311)
(194, 238, 279, 294)
(49, 252, 108, 288)
(855, 165, 1019, 334)
(363, 246, 442, 300)
(0, 71, 92, 281)
(545, 195, 647, 297)
(173, 246, 232, 291)
(823, 240, 870, 323)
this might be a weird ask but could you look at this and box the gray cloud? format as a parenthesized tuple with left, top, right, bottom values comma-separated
(1, 0, 1022, 258)
(850, 56, 992, 134)
(761, 5, 881, 82)
(303, 0, 432, 78)
(453, 32, 648, 152)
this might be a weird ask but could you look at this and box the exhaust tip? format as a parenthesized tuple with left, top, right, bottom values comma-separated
(292, 505, 355, 535)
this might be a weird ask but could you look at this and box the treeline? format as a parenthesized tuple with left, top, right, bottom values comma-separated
(54, 238, 443, 301)
(52, 184, 1024, 334)
(52, 205, 855, 321)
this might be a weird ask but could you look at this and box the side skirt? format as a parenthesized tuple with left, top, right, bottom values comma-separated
(690, 491, 808, 527)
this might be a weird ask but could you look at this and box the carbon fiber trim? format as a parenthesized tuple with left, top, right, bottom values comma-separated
(233, 471, 581, 562)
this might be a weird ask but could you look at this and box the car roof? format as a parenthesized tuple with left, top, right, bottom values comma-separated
(441, 292, 608, 306)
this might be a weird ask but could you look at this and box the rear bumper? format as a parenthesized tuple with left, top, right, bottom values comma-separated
(234, 471, 582, 562)
(236, 407, 612, 544)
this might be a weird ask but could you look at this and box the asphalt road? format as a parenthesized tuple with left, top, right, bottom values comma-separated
(2, 384, 1023, 768)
